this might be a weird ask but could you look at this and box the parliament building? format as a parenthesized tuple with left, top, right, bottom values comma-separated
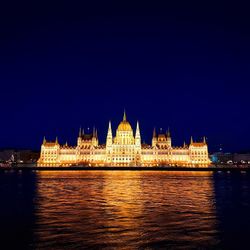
(37, 112, 211, 167)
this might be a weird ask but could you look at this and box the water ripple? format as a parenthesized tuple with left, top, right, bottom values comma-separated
(31, 171, 219, 249)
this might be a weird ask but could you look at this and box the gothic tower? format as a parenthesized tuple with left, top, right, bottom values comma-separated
(135, 121, 141, 147)
(91, 127, 98, 147)
(105, 121, 113, 165)
(106, 121, 113, 147)
(77, 126, 82, 146)
(166, 127, 172, 147)
(152, 128, 157, 147)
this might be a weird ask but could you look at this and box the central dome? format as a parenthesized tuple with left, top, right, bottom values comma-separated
(117, 121, 132, 131)
(117, 111, 133, 132)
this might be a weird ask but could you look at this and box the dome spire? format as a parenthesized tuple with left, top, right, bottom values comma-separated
(123, 109, 126, 121)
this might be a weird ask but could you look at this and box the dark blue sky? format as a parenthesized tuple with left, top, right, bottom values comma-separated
(0, 1, 250, 152)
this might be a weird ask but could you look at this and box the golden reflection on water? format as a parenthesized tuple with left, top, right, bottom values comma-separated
(34, 171, 218, 249)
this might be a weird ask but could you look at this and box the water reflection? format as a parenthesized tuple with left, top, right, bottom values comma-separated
(213, 172, 250, 249)
(0, 171, 37, 249)
(33, 171, 218, 249)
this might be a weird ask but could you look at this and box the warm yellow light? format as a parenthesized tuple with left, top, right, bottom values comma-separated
(37, 112, 210, 167)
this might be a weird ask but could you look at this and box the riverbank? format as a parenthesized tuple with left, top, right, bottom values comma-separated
(1, 166, 250, 172)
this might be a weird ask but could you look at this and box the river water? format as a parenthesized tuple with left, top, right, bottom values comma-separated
(1, 170, 250, 249)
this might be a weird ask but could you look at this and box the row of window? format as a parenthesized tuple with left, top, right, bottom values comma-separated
(191, 151, 207, 155)
(43, 151, 57, 154)
(112, 157, 135, 162)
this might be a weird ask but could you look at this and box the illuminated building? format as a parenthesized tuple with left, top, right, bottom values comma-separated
(37, 112, 211, 167)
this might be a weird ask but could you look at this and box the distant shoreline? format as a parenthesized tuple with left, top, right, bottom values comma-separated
(0, 166, 250, 172)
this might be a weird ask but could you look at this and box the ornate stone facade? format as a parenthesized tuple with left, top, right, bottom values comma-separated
(37, 112, 211, 167)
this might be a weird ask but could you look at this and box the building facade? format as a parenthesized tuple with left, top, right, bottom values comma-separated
(37, 112, 211, 167)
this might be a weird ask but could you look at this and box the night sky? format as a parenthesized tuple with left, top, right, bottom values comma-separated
(1, 1, 250, 152)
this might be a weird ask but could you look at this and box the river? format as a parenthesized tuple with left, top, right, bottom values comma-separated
(0, 170, 250, 249)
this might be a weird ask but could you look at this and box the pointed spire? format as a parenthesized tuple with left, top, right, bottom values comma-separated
(65, 141, 68, 146)
(55, 136, 58, 144)
(93, 126, 95, 137)
(107, 121, 113, 145)
(95, 129, 98, 138)
(190, 136, 193, 144)
(136, 121, 140, 137)
(153, 127, 156, 138)
(43, 136, 46, 144)
(107, 121, 112, 136)
(82, 128, 84, 135)
(152, 127, 157, 147)
(79, 126, 82, 137)
(167, 127, 171, 137)
(123, 109, 126, 121)
(183, 141, 186, 147)
(136, 121, 140, 131)
(203, 136, 206, 144)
